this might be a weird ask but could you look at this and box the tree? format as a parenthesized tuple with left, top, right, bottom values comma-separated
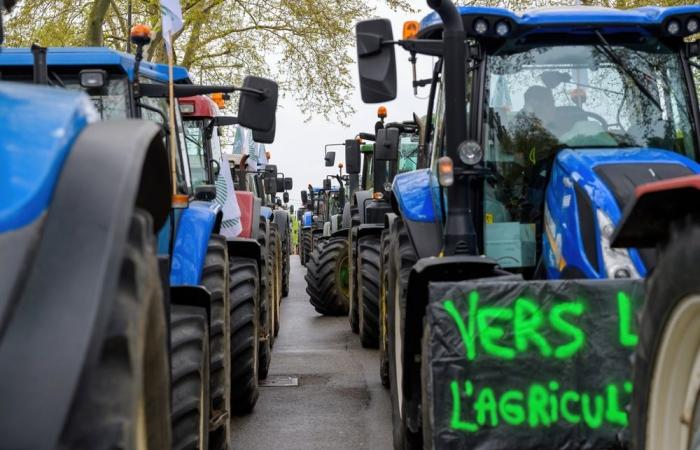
(4, 0, 412, 121)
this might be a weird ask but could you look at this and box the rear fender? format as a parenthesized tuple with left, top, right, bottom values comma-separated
(354, 190, 372, 223)
(170, 201, 220, 286)
(612, 174, 700, 248)
(357, 223, 384, 240)
(331, 228, 348, 238)
(0, 120, 170, 449)
(170, 285, 211, 319)
(273, 210, 289, 242)
(235, 191, 255, 238)
(226, 238, 262, 270)
(402, 255, 501, 433)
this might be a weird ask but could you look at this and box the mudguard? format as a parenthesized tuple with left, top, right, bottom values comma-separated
(171, 285, 211, 319)
(273, 209, 289, 243)
(227, 238, 262, 268)
(331, 228, 348, 238)
(0, 120, 170, 450)
(302, 211, 313, 228)
(354, 190, 372, 224)
(342, 202, 352, 229)
(170, 201, 221, 286)
(612, 174, 700, 248)
(392, 169, 442, 259)
(236, 191, 255, 238)
(357, 223, 384, 240)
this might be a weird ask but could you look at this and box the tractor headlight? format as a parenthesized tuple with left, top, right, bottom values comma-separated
(458, 141, 483, 166)
(687, 17, 699, 34)
(473, 19, 488, 35)
(667, 19, 681, 35)
(596, 209, 640, 279)
(495, 21, 510, 37)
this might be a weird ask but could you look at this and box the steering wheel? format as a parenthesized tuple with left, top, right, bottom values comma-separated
(582, 111, 609, 129)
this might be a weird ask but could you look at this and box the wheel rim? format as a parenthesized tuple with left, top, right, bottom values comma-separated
(394, 264, 403, 417)
(337, 252, 350, 300)
(647, 294, 700, 450)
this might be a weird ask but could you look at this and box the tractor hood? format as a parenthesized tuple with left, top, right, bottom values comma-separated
(0, 82, 97, 233)
(544, 147, 700, 279)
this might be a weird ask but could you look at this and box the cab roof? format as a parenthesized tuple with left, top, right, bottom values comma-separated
(418, 5, 700, 40)
(0, 47, 190, 83)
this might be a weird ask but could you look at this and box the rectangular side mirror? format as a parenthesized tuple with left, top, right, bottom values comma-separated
(375, 127, 400, 161)
(284, 177, 293, 190)
(356, 19, 397, 103)
(345, 139, 361, 174)
(301, 190, 308, 205)
(323, 179, 332, 191)
(252, 117, 276, 144)
(238, 76, 278, 132)
(276, 178, 285, 192)
(325, 151, 336, 167)
(283, 192, 290, 203)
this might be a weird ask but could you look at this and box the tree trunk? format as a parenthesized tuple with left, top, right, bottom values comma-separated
(85, 0, 112, 46)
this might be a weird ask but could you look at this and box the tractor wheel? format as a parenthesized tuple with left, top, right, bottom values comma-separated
(257, 219, 272, 380)
(388, 218, 420, 450)
(302, 229, 313, 266)
(269, 223, 282, 339)
(201, 235, 231, 450)
(305, 236, 350, 316)
(630, 222, 700, 450)
(379, 229, 391, 388)
(170, 305, 210, 450)
(229, 256, 260, 415)
(421, 322, 434, 450)
(58, 210, 171, 450)
(358, 234, 381, 348)
(348, 233, 360, 334)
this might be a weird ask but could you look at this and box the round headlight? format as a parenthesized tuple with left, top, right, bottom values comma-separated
(458, 141, 483, 166)
(687, 17, 699, 34)
(667, 19, 681, 35)
(473, 19, 488, 35)
(383, 182, 392, 192)
(495, 21, 510, 37)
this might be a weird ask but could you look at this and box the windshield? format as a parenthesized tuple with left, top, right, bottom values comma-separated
(398, 132, 419, 173)
(63, 77, 130, 119)
(481, 39, 697, 269)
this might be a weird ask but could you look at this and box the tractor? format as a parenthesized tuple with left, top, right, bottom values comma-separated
(227, 141, 289, 377)
(356, 2, 700, 449)
(0, 26, 278, 449)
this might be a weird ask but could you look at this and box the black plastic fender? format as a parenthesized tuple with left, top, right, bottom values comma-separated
(342, 202, 352, 229)
(0, 120, 170, 450)
(331, 228, 349, 239)
(171, 285, 211, 320)
(357, 223, 384, 240)
(401, 255, 502, 433)
(227, 238, 262, 270)
(272, 209, 289, 243)
(354, 190, 372, 224)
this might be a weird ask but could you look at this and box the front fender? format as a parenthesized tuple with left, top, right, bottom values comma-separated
(170, 201, 220, 286)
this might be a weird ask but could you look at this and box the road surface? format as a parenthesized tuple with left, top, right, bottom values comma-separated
(231, 255, 392, 449)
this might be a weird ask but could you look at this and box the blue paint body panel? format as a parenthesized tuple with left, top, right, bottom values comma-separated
(0, 47, 190, 82)
(169, 201, 221, 286)
(302, 211, 313, 228)
(392, 169, 438, 223)
(0, 82, 95, 233)
(544, 148, 700, 280)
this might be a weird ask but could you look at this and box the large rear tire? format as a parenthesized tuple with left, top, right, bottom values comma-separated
(348, 231, 360, 334)
(58, 210, 171, 450)
(379, 229, 391, 388)
(170, 305, 210, 450)
(630, 222, 700, 450)
(229, 256, 260, 415)
(388, 219, 420, 450)
(302, 229, 313, 266)
(358, 234, 381, 348)
(282, 225, 290, 298)
(257, 219, 272, 380)
(201, 235, 231, 450)
(269, 223, 282, 339)
(305, 236, 350, 316)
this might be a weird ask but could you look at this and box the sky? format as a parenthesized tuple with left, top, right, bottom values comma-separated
(265, 4, 435, 207)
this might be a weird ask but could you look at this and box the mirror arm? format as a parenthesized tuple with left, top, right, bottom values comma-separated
(398, 39, 443, 57)
(136, 102, 168, 133)
(358, 132, 376, 141)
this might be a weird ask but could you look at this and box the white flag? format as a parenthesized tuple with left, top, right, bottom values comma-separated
(160, 0, 183, 50)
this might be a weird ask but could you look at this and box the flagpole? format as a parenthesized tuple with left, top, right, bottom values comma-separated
(167, 31, 178, 198)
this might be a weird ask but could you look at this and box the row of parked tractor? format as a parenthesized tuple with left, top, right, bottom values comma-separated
(0, 3, 295, 448)
(303, 2, 700, 450)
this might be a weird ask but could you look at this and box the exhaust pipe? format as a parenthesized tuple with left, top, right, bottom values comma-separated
(31, 44, 49, 85)
(426, 0, 463, 32)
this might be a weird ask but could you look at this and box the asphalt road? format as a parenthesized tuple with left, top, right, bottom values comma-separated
(231, 255, 392, 450)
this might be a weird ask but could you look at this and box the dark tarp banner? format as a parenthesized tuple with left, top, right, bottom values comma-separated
(423, 279, 645, 450)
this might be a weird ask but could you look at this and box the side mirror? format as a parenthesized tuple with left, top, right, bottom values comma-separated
(283, 192, 290, 203)
(301, 190, 308, 205)
(290, 204, 295, 214)
(345, 139, 361, 174)
(323, 179, 332, 191)
(325, 151, 336, 167)
(375, 127, 400, 161)
(284, 177, 293, 190)
(209, 159, 221, 178)
(215, 116, 239, 127)
(265, 164, 278, 180)
(276, 198, 282, 206)
(276, 178, 285, 192)
(356, 19, 397, 103)
(252, 118, 276, 144)
(237, 76, 278, 132)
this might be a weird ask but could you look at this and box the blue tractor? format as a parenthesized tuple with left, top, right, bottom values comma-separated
(0, 20, 278, 450)
(356, 3, 700, 449)
(0, 4, 172, 449)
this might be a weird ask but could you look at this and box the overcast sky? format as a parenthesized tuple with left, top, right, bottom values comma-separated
(266, 4, 435, 206)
